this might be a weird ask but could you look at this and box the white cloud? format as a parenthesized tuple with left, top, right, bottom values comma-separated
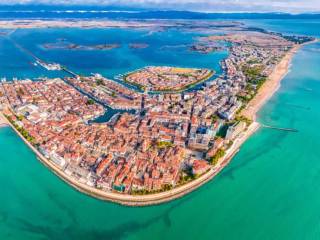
(0, 0, 319, 13)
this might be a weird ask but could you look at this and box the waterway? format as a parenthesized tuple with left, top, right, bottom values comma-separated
(0, 19, 320, 239)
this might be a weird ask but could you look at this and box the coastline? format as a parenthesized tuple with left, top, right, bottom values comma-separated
(0, 111, 259, 206)
(240, 45, 299, 121)
(1, 41, 316, 207)
(241, 39, 319, 121)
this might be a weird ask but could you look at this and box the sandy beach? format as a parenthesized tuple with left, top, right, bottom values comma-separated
(241, 39, 318, 120)
(241, 45, 300, 120)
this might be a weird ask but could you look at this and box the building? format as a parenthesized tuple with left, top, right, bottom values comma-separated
(225, 121, 246, 140)
(206, 137, 224, 158)
(192, 159, 211, 175)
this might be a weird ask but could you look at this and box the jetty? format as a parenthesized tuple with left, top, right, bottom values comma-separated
(261, 124, 298, 132)
(61, 67, 79, 77)
(8, 37, 67, 73)
(9, 38, 41, 61)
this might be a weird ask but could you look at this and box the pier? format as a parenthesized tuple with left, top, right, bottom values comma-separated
(261, 124, 298, 132)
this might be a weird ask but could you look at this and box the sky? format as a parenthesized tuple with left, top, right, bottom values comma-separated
(0, 0, 319, 13)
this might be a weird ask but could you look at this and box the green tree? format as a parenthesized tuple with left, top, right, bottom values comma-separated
(86, 99, 95, 105)
(210, 149, 226, 166)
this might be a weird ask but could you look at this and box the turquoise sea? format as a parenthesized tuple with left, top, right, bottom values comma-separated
(0, 19, 320, 239)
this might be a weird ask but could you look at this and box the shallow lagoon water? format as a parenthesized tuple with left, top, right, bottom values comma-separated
(0, 27, 227, 121)
(0, 27, 226, 80)
(0, 21, 320, 239)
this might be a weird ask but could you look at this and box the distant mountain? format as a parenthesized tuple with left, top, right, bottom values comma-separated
(0, 5, 319, 20)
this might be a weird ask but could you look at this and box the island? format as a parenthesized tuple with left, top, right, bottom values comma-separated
(0, 21, 316, 206)
(189, 44, 223, 54)
(43, 42, 121, 51)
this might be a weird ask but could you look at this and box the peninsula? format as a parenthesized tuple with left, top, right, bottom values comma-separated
(0, 22, 316, 206)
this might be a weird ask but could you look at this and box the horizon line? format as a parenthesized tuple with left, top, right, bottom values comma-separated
(0, 4, 319, 14)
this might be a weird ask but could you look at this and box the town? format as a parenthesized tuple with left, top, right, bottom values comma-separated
(0, 30, 311, 196)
